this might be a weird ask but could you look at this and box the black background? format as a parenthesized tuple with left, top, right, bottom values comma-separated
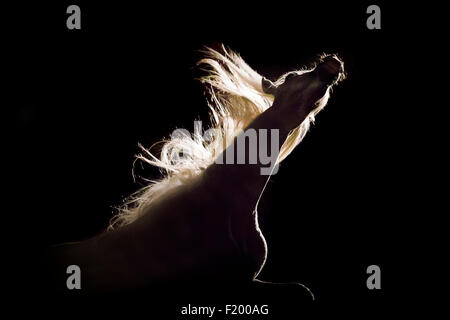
(11, 0, 423, 318)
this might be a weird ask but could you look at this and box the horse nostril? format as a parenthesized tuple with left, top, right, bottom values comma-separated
(317, 56, 344, 85)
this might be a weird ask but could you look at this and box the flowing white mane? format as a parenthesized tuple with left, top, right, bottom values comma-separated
(109, 45, 327, 229)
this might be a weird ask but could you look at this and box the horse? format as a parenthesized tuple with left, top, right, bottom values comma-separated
(47, 45, 345, 296)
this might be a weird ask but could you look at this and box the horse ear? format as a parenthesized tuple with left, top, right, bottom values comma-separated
(262, 77, 277, 95)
